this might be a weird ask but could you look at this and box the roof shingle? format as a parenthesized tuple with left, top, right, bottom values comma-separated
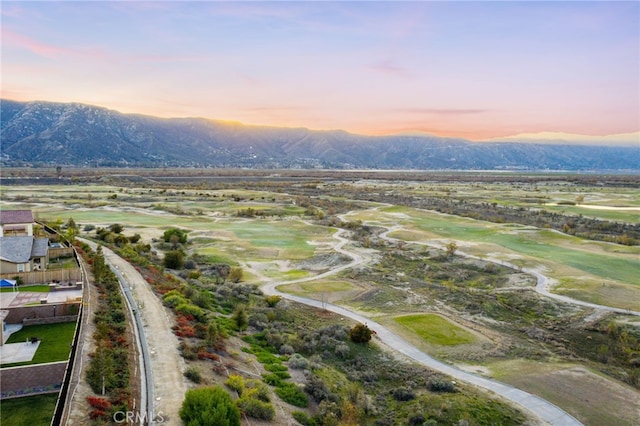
(0, 210, 34, 225)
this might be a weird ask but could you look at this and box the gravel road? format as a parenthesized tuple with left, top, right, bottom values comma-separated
(85, 242, 189, 425)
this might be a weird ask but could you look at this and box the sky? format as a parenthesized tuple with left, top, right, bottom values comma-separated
(1, 1, 639, 141)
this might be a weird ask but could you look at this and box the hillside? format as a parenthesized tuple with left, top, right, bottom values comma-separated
(1, 99, 638, 171)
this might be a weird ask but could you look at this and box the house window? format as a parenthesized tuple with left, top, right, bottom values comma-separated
(17, 264, 25, 272)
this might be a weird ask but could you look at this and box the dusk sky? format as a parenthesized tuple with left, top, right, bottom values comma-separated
(2, 1, 639, 141)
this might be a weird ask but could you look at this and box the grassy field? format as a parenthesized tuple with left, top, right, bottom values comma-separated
(0, 285, 50, 293)
(0, 393, 58, 426)
(393, 313, 477, 346)
(2, 322, 76, 367)
(349, 205, 640, 309)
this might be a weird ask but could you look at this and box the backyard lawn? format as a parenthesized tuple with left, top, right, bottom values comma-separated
(2, 322, 76, 367)
(0, 393, 58, 426)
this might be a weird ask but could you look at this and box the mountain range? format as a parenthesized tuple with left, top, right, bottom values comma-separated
(1, 99, 638, 171)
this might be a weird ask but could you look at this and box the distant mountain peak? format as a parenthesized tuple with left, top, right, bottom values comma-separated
(485, 131, 640, 146)
(1, 99, 638, 171)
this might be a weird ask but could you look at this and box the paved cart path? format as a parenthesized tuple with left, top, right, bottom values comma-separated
(259, 228, 583, 426)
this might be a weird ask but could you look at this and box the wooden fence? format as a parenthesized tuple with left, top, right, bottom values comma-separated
(0, 268, 82, 285)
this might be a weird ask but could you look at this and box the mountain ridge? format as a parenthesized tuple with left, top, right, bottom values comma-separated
(1, 99, 638, 171)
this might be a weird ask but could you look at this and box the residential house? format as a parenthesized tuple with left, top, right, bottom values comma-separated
(0, 210, 49, 274)
(0, 210, 34, 237)
(0, 235, 50, 273)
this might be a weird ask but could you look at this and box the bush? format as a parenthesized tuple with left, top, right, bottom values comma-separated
(427, 379, 457, 393)
(163, 294, 188, 308)
(265, 295, 282, 307)
(184, 367, 202, 384)
(245, 380, 271, 402)
(292, 411, 318, 426)
(349, 323, 372, 344)
(163, 228, 188, 244)
(179, 386, 240, 426)
(288, 353, 309, 370)
(275, 382, 308, 407)
(390, 387, 416, 401)
(164, 250, 185, 269)
(175, 303, 205, 321)
(237, 397, 275, 420)
(225, 374, 245, 395)
(262, 373, 283, 387)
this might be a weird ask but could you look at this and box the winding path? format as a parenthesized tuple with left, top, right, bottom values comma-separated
(260, 228, 583, 426)
(377, 225, 640, 316)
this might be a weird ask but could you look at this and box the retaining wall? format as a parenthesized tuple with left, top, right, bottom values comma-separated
(0, 361, 66, 399)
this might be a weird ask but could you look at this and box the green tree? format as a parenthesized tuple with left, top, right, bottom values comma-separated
(349, 323, 372, 344)
(164, 250, 185, 269)
(109, 223, 124, 234)
(65, 217, 78, 242)
(229, 267, 244, 283)
(179, 386, 240, 426)
(232, 305, 248, 331)
(163, 228, 188, 245)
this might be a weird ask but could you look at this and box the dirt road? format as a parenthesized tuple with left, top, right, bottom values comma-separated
(259, 225, 583, 426)
(88, 242, 189, 425)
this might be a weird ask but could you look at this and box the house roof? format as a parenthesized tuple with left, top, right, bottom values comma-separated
(31, 238, 49, 257)
(0, 236, 33, 263)
(0, 210, 34, 225)
(0, 236, 48, 263)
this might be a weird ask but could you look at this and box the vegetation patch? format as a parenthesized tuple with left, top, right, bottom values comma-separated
(394, 314, 476, 346)
(0, 393, 58, 426)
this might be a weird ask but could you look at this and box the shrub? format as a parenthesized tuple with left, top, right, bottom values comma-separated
(275, 382, 308, 407)
(232, 305, 248, 331)
(334, 343, 351, 359)
(237, 397, 275, 420)
(427, 379, 457, 393)
(305, 373, 336, 404)
(225, 374, 245, 395)
(179, 386, 240, 426)
(164, 250, 185, 269)
(292, 411, 318, 426)
(262, 373, 283, 387)
(390, 387, 416, 401)
(264, 363, 288, 372)
(245, 379, 271, 402)
(265, 295, 282, 307)
(288, 353, 308, 370)
(184, 367, 202, 384)
(175, 303, 205, 321)
(280, 344, 295, 355)
(163, 294, 187, 308)
(349, 323, 372, 344)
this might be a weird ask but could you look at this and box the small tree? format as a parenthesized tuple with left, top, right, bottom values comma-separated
(445, 241, 458, 258)
(229, 267, 244, 283)
(164, 250, 185, 269)
(180, 386, 240, 426)
(349, 323, 372, 344)
(232, 305, 248, 332)
(109, 223, 124, 234)
(163, 228, 188, 245)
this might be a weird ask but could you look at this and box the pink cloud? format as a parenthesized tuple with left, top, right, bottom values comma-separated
(368, 59, 407, 75)
(2, 27, 111, 62)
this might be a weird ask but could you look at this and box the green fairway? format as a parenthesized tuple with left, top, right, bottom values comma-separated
(2, 322, 76, 366)
(394, 313, 476, 346)
(376, 206, 640, 286)
(0, 393, 58, 426)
